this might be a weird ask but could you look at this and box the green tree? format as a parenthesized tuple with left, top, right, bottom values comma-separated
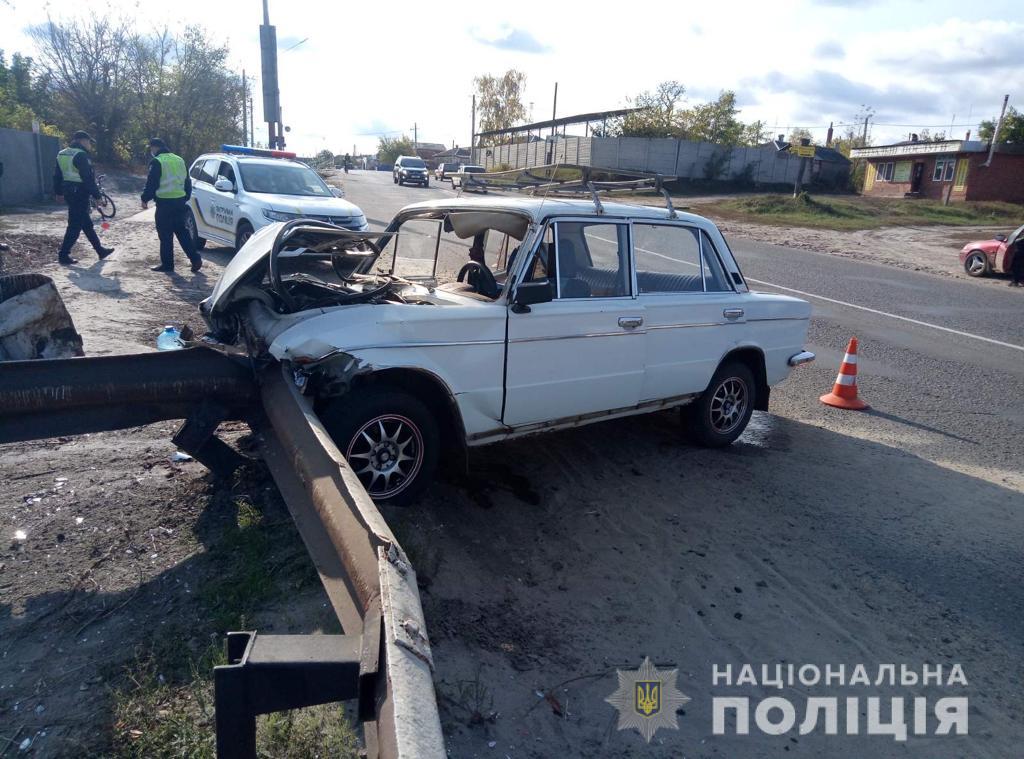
(787, 128, 814, 145)
(619, 80, 685, 138)
(377, 135, 413, 164)
(473, 70, 526, 143)
(681, 90, 745, 145)
(0, 51, 59, 134)
(979, 106, 1024, 144)
(28, 16, 243, 163)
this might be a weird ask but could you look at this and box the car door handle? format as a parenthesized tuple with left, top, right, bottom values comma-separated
(723, 308, 744, 320)
(618, 316, 644, 330)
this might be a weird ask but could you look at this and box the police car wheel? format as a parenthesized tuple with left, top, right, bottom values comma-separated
(235, 221, 253, 251)
(185, 210, 206, 250)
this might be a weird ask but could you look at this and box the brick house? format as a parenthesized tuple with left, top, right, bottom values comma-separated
(851, 138, 1024, 203)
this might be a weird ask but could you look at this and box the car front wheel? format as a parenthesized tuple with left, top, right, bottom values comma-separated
(964, 251, 990, 277)
(320, 388, 439, 506)
(683, 361, 755, 447)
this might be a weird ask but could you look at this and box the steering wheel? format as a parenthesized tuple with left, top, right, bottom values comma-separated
(457, 261, 499, 298)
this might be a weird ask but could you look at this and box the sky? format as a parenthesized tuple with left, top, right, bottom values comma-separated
(2, 0, 1021, 155)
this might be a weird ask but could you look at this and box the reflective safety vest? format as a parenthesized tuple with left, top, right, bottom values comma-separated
(57, 147, 84, 183)
(155, 152, 187, 199)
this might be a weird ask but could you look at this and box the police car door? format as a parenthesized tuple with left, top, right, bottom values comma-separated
(190, 159, 223, 240)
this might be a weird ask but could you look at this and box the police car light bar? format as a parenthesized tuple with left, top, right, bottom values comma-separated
(220, 144, 297, 159)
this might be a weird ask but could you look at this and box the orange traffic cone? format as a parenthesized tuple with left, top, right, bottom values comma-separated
(820, 337, 869, 410)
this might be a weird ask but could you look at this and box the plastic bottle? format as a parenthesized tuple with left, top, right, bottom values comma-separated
(156, 325, 183, 351)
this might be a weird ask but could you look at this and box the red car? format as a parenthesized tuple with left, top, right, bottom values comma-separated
(960, 223, 1023, 277)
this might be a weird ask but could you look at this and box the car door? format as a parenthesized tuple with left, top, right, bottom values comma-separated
(191, 158, 235, 240)
(631, 221, 745, 402)
(502, 218, 644, 427)
(208, 160, 241, 235)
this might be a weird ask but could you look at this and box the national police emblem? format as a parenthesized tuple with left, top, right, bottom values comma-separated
(605, 657, 690, 743)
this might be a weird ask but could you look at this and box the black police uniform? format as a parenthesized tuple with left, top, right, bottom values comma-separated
(142, 150, 200, 272)
(53, 146, 107, 262)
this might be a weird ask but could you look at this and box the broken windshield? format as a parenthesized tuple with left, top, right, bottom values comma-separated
(374, 211, 531, 289)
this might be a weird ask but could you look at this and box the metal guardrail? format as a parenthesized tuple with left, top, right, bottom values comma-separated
(0, 349, 445, 757)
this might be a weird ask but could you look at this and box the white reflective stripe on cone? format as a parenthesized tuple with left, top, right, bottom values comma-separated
(842, 353, 857, 364)
(835, 374, 857, 386)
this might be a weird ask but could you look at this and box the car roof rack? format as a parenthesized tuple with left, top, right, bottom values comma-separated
(459, 163, 680, 218)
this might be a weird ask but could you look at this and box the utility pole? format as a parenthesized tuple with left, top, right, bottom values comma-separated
(260, 0, 281, 149)
(413, 122, 418, 148)
(470, 94, 476, 163)
(792, 137, 811, 198)
(241, 69, 248, 146)
(249, 96, 255, 147)
(983, 94, 1009, 167)
(551, 82, 558, 137)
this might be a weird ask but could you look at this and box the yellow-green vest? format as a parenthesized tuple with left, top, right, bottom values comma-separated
(57, 147, 84, 183)
(155, 152, 187, 199)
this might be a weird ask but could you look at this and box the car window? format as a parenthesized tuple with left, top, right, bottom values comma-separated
(699, 232, 731, 292)
(399, 157, 426, 168)
(237, 163, 332, 196)
(218, 161, 236, 186)
(521, 226, 555, 284)
(632, 224, 703, 293)
(554, 221, 630, 298)
(189, 160, 206, 181)
(200, 158, 220, 184)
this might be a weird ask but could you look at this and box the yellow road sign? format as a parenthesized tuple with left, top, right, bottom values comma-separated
(792, 145, 815, 158)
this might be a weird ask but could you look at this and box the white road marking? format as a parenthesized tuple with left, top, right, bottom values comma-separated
(745, 277, 1024, 353)
(589, 234, 1024, 353)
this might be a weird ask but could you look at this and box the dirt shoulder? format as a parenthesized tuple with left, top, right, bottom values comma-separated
(0, 199, 356, 756)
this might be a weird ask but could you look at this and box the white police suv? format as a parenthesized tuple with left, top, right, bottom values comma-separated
(185, 145, 369, 251)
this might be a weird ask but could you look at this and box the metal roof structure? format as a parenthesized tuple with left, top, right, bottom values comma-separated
(475, 108, 644, 139)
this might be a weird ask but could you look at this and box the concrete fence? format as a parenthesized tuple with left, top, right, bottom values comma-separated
(0, 127, 61, 207)
(475, 135, 849, 187)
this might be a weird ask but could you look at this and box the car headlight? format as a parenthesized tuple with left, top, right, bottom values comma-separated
(263, 209, 302, 222)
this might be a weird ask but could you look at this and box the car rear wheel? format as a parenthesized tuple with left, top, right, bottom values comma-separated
(320, 388, 439, 506)
(185, 209, 206, 250)
(964, 251, 990, 277)
(235, 220, 254, 252)
(683, 361, 755, 447)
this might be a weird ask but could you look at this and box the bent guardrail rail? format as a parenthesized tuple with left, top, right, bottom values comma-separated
(0, 349, 445, 758)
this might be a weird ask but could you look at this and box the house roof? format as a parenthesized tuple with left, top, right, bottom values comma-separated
(850, 140, 988, 159)
(813, 146, 851, 164)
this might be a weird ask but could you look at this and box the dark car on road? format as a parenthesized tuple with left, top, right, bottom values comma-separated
(393, 156, 430, 187)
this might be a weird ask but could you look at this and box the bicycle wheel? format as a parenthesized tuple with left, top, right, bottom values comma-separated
(96, 193, 116, 220)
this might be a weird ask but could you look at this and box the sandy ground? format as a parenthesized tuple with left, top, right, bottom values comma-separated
(713, 220, 1009, 282)
(2, 177, 1021, 756)
(0, 182, 338, 755)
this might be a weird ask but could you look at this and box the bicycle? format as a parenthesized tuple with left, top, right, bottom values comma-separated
(91, 174, 116, 220)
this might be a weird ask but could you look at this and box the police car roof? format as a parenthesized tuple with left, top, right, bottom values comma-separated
(200, 153, 307, 167)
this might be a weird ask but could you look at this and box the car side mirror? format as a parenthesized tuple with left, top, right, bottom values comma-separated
(995, 234, 1008, 242)
(512, 280, 553, 313)
(214, 177, 235, 192)
(331, 186, 345, 198)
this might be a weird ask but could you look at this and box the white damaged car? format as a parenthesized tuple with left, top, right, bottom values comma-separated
(201, 197, 814, 504)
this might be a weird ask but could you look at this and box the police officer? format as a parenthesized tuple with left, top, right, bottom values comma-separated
(141, 138, 201, 273)
(54, 130, 115, 265)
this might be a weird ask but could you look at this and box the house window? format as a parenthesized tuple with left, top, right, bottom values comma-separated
(875, 162, 895, 182)
(933, 159, 956, 182)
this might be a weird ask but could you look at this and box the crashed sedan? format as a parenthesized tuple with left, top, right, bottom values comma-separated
(200, 196, 814, 504)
